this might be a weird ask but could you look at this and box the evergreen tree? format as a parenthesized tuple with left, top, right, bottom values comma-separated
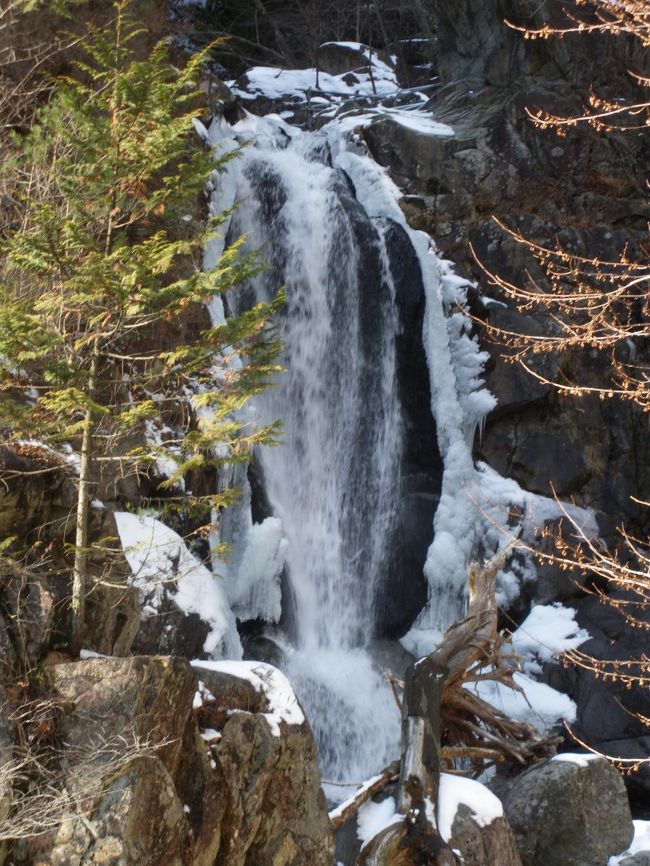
(0, 0, 283, 652)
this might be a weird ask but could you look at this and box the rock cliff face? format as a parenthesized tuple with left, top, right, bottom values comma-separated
(11, 656, 333, 866)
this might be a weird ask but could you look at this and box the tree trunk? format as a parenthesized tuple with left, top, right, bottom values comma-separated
(70, 345, 100, 655)
(392, 554, 503, 863)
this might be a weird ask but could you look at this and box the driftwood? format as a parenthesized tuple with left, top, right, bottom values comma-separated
(389, 552, 503, 863)
(329, 761, 400, 832)
(330, 547, 559, 865)
(360, 546, 556, 865)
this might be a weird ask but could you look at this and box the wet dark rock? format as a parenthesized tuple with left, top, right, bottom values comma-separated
(543, 591, 650, 741)
(597, 737, 650, 814)
(541, 591, 650, 814)
(368, 638, 416, 680)
(502, 755, 634, 866)
(373, 220, 442, 638)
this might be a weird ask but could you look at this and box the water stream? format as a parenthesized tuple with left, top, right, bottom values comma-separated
(207, 110, 495, 791)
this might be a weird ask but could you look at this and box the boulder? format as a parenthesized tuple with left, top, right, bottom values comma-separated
(447, 803, 523, 866)
(502, 755, 634, 866)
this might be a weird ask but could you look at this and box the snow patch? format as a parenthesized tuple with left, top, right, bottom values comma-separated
(609, 821, 650, 864)
(466, 670, 577, 730)
(552, 752, 601, 767)
(230, 51, 399, 103)
(511, 604, 590, 676)
(114, 511, 242, 658)
(438, 774, 503, 842)
(356, 797, 401, 849)
(190, 659, 304, 736)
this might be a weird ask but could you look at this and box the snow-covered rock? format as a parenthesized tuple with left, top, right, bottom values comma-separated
(114, 511, 242, 659)
(440, 774, 522, 866)
(191, 658, 333, 866)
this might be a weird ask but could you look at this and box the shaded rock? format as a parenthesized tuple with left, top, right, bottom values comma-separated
(448, 803, 522, 866)
(130, 591, 210, 659)
(368, 638, 415, 680)
(430, 0, 646, 92)
(587, 737, 650, 814)
(199, 75, 245, 124)
(374, 219, 442, 638)
(0, 560, 55, 671)
(0, 611, 17, 681)
(0, 443, 76, 541)
(541, 592, 650, 816)
(335, 816, 362, 866)
(502, 755, 634, 866)
(363, 116, 457, 198)
(83, 582, 141, 657)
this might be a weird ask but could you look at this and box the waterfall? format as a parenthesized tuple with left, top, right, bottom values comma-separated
(211, 120, 404, 785)
(206, 111, 495, 791)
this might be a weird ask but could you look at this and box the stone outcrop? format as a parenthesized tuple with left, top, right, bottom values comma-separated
(11, 656, 333, 866)
(0, 444, 77, 542)
(501, 755, 634, 866)
(543, 592, 650, 806)
(194, 662, 334, 866)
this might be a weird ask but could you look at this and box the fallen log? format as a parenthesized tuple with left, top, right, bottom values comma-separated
(329, 761, 400, 832)
(362, 544, 557, 865)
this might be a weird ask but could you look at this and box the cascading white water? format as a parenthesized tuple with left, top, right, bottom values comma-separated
(217, 120, 404, 785)
(206, 100, 503, 790)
